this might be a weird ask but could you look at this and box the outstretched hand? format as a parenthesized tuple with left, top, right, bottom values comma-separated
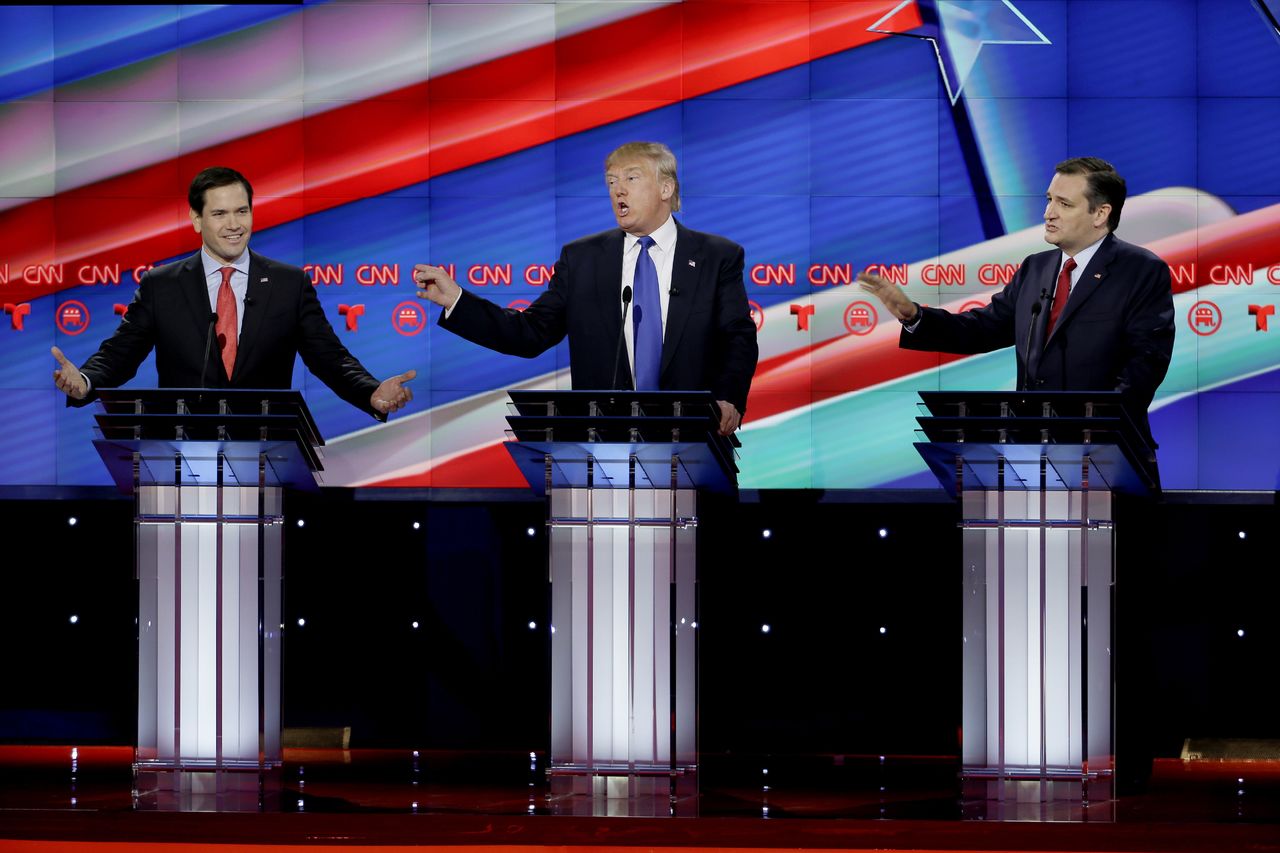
(371, 369, 416, 415)
(856, 271, 918, 323)
(413, 264, 462, 309)
(51, 346, 88, 400)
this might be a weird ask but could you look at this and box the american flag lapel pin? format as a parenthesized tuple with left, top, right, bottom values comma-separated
(260, 277, 269, 282)
(1093, 273, 1102, 279)
(688, 260, 696, 268)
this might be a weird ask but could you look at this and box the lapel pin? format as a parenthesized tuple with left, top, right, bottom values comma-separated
(1093, 273, 1102, 279)
(260, 277, 269, 282)
(688, 260, 696, 268)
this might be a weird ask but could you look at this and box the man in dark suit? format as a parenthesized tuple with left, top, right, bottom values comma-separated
(412, 142, 758, 435)
(52, 166, 414, 419)
(860, 156, 1174, 793)
(858, 156, 1174, 455)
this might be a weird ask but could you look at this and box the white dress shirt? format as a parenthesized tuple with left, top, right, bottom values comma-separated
(201, 247, 250, 338)
(1055, 233, 1106, 296)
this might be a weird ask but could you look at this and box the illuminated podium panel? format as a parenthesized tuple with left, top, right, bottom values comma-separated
(92, 389, 323, 811)
(916, 391, 1156, 808)
(505, 391, 737, 810)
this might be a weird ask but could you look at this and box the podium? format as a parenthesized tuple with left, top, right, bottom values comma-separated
(92, 389, 324, 810)
(915, 391, 1156, 807)
(504, 391, 738, 809)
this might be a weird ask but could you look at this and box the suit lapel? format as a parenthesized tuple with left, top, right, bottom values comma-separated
(597, 230, 629, 383)
(1047, 233, 1114, 345)
(232, 251, 274, 383)
(1024, 253, 1059, 377)
(661, 221, 701, 377)
(180, 252, 214, 340)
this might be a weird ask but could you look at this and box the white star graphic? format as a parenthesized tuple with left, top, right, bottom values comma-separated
(869, 0, 1051, 105)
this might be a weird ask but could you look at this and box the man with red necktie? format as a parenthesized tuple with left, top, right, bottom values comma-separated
(858, 157, 1175, 455)
(52, 167, 415, 420)
(859, 156, 1175, 795)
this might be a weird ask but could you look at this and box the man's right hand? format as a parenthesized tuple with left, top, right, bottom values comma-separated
(413, 264, 462, 309)
(857, 271, 918, 323)
(51, 346, 88, 400)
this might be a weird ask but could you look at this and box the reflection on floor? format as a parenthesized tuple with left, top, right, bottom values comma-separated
(1, 746, 1279, 851)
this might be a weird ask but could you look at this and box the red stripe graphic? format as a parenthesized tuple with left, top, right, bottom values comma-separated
(0, 2, 914, 306)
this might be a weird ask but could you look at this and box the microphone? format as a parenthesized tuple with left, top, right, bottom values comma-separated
(200, 312, 219, 391)
(611, 286, 633, 391)
(1031, 288, 1049, 317)
(669, 287, 680, 297)
(243, 295, 255, 307)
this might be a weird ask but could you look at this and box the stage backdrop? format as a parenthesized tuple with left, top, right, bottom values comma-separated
(2, 0, 1279, 490)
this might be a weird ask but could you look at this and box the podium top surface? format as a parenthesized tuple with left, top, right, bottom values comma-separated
(94, 388, 323, 448)
(508, 389, 719, 415)
(918, 390, 1131, 418)
(504, 390, 739, 493)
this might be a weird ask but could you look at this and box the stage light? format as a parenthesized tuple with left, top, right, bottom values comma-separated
(68, 517, 77, 526)
(879, 626, 887, 635)
(762, 806, 769, 816)
(411, 621, 419, 629)
(762, 528, 772, 539)
(550, 625, 556, 634)
(297, 799, 305, 810)
(761, 624, 770, 633)
(878, 528, 888, 538)
(691, 621, 698, 629)
(1238, 530, 1247, 539)
(762, 767, 768, 775)
(527, 527, 536, 537)
(528, 621, 537, 630)
(413, 521, 421, 530)
(69, 615, 79, 624)
(680, 617, 686, 624)
(296, 519, 305, 528)
(297, 618, 306, 627)
(412, 802, 419, 812)
(1237, 628, 1245, 637)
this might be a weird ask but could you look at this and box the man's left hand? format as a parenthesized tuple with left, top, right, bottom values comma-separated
(371, 369, 416, 415)
(716, 400, 741, 436)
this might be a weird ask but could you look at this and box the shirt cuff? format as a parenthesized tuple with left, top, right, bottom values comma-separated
(444, 289, 463, 319)
(901, 304, 922, 333)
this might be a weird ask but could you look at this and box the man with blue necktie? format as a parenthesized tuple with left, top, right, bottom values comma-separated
(413, 142, 758, 436)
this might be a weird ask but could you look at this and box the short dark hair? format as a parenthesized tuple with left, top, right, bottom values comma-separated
(1054, 157, 1126, 232)
(188, 167, 253, 214)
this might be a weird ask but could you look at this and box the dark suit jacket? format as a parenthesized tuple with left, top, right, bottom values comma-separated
(440, 221, 759, 414)
(73, 250, 384, 420)
(901, 232, 1175, 447)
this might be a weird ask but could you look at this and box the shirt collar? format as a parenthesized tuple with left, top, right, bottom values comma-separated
(1061, 233, 1106, 273)
(201, 247, 249, 279)
(624, 215, 677, 255)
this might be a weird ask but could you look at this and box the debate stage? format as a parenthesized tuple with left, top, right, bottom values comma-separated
(2, 746, 1279, 852)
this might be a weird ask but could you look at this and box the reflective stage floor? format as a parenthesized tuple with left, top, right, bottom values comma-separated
(2, 747, 1278, 852)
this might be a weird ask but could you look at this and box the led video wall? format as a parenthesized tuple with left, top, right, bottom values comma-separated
(2, 1, 1279, 490)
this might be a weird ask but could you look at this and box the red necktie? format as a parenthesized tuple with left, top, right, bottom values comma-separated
(215, 266, 238, 379)
(1046, 257, 1076, 338)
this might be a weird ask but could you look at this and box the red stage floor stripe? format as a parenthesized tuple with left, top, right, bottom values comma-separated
(0, 840, 1080, 845)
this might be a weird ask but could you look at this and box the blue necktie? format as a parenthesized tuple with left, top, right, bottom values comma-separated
(632, 235, 662, 390)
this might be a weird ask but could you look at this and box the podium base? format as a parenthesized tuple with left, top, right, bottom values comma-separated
(134, 765, 282, 812)
(548, 765, 697, 815)
(961, 767, 1114, 805)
